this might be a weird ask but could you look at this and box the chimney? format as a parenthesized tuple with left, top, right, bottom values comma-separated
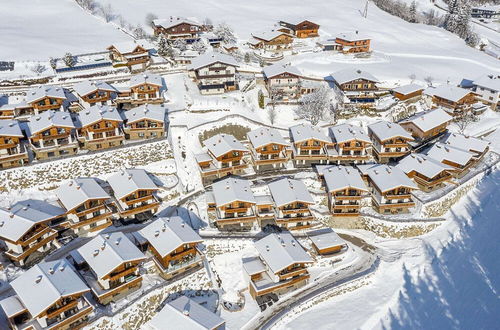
(105, 234, 110, 239)
(59, 265, 65, 272)
(183, 310, 189, 316)
(9, 212, 14, 218)
(0, 221, 4, 227)
(374, 170, 379, 175)
(35, 275, 43, 283)
(115, 239, 120, 245)
(101, 242, 106, 250)
(93, 249, 99, 257)
(281, 239, 286, 247)
(155, 230, 160, 237)
(266, 245, 270, 252)
(48, 267, 55, 275)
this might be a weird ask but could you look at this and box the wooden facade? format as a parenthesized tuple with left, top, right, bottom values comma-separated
(248, 263, 310, 299)
(279, 20, 319, 38)
(404, 168, 453, 192)
(148, 242, 203, 280)
(0, 133, 28, 169)
(335, 36, 371, 53)
(78, 119, 124, 151)
(292, 138, 334, 164)
(333, 139, 371, 164)
(250, 142, 290, 170)
(274, 201, 314, 230)
(328, 187, 365, 217)
(266, 72, 301, 101)
(431, 92, 478, 116)
(92, 261, 144, 305)
(400, 120, 449, 141)
(63, 199, 113, 236)
(214, 200, 257, 230)
(250, 33, 293, 52)
(117, 83, 163, 106)
(189, 61, 238, 95)
(78, 90, 114, 107)
(393, 89, 423, 101)
(108, 44, 150, 71)
(30, 126, 78, 160)
(369, 134, 412, 163)
(371, 185, 416, 214)
(28, 96, 65, 114)
(124, 118, 165, 140)
(152, 20, 202, 40)
(115, 189, 160, 219)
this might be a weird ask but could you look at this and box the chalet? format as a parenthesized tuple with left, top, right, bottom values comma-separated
(426, 143, 476, 178)
(107, 168, 160, 221)
(209, 177, 257, 230)
(76, 232, 145, 305)
(1, 259, 93, 329)
(316, 39, 343, 52)
(107, 41, 151, 71)
(442, 133, 490, 160)
(254, 194, 276, 226)
(188, 52, 239, 95)
(278, 20, 320, 38)
(391, 84, 425, 101)
(139, 216, 203, 279)
(0, 200, 64, 266)
(147, 296, 225, 330)
(470, 75, 500, 110)
(400, 108, 453, 142)
(309, 229, 347, 255)
(329, 69, 379, 104)
(471, 6, 499, 18)
(247, 127, 290, 170)
(72, 80, 117, 107)
(358, 164, 418, 214)
(323, 165, 367, 217)
(76, 105, 124, 151)
(424, 85, 478, 116)
(263, 63, 302, 101)
(152, 17, 202, 41)
(249, 30, 293, 53)
(397, 153, 455, 192)
(25, 85, 67, 115)
(196, 134, 249, 182)
(28, 110, 78, 160)
(289, 124, 334, 165)
(329, 123, 372, 164)
(0, 119, 28, 169)
(55, 178, 114, 236)
(268, 178, 315, 231)
(335, 32, 371, 53)
(242, 233, 313, 299)
(123, 104, 167, 140)
(368, 120, 414, 163)
(116, 72, 164, 106)
(0, 104, 15, 119)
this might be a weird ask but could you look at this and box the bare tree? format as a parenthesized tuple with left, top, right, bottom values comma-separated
(294, 85, 332, 125)
(192, 40, 207, 54)
(76, 0, 97, 12)
(117, 15, 127, 28)
(99, 4, 114, 23)
(132, 25, 146, 39)
(213, 22, 237, 45)
(49, 57, 57, 70)
(173, 39, 188, 52)
(145, 13, 158, 28)
(31, 63, 47, 75)
(454, 111, 477, 134)
(267, 106, 277, 125)
(409, 73, 416, 83)
(424, 75, 434, 87)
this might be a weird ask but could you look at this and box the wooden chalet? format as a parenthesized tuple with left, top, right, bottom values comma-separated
(329, 69, 379, 104)
(28, 110, 78, 160)
(335, 32, 371, 53)
(248, 30, 293, 53)
(268, 178, 315, 231)
(443, 133, 490, 161)
(329, 123, 372, 164)
(123, 104, 167, 140)
(426, 143, 476, 178)
(289, 124, 335, 165)
(25, 85, 67, 115)
(309, 229, 347, 255)
(278, 20, 319, 38)
(0, 104, 15, 119)
(425, 85, 478, 116)
(242, 233, 313, 299)
(469, 74, 500, 110)
(107, 41, 151, 72)
(400, 108, 453, 142)
(397, 154, 455, 192)
(72, 80, 117, 108)
(0, 200, 64, 266)
(116, 72, 164, 107)
(368, 120, 414, 163)
(139, 216, 203, 280)
(391, 84, 425, 101)
(76, 232, 145, 305)
(187, 52, 239, 95)
(0, 119, 28, 169)
(76, 105, 124, 151)
(263, 63, 302, 102)
(2, 259, 93, 329)
(55, 178, 114, 236)
(152, 17, 202, 41)
(247, 127, 290, 170)
(254, 194, 276, 227)
(107, 169, 160, 221)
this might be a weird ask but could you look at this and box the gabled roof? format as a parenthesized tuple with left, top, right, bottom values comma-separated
(26, 85, 66, 104)
(323, 165, 367, 193)
(55, 178, 110, 212)
(148, 296, 225, 330)
(0, 119, 23, 137)
(443, 133, 490, 154)
(0, 200, 65, 242)
(399, 108, 453, 133)
(309, 230, 345, 250)
(397, 153, 454, 179)
(424, 84, 475, 103)
(262, 63, 302, 79)
(188, 52, 239, 70)
(28, 110, 75, 135)
(77, 232, 145, 279)
(139, 216, 202, 258)
(357, 164, 418, 192)
(368, 120, 413, 142)
(336, 32, 370, 41)
(152, 17, 201, 29)
(77, 105, 122, 128)
(426, 143, 475, 167)
(247, 127, 289, 149)
(252, 30, 291, 42)
(123, 104, 166, 124)
(268, 178, 314, 207)
(204, 134, 248, 158)
(280, 19, 319, 28)
(254, 233, 312, 274)
(330, 69, 379, 85)
(72, 80, 117, 97)
(129, 72, 163, 88)
(10, 259, 89, 318)
(212, 177, 256, 206)
(392, 83, 425, 95)
(107, 168, 158, 200)
(108, 40, 150, 54)
(329, 123, 371, 144)
(473, 75, 500, 92)
(290, 123, 331, 144)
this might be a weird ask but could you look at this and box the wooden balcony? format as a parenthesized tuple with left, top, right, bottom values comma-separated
(333, 195, 362, 200)
(385, 194, 412, 200)
(46, 299, 93, 330)
(46, 300, 78, 320)
(224, 207, 251, 213)
(169, 247, 197, 262)
(413, 174, 451, 187)
(95, 276, 143, 300)
(331, 211, 360, 217)
(275, 215, 314, 223)
(6, 229, 58, 262)
(75, 204, 109, 217)
(19, 226, 52, 246)
(332, 203, 360, 209)
(251, 273, 310, 297)
(124, 194, 156, 206)
(278, 268, 308, 280)
(108, 267, 138, 282)
(72, 211, 113, 229)
(376, 201, 415, 208)
(281, 207, 310, 215)
(119, 200, 160, 217)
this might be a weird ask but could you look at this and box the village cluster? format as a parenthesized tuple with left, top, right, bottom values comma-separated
(0, 14, 498, 330)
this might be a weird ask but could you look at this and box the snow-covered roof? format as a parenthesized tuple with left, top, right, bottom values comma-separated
(10, 259, 89, 318)
(0, 200, 65, 242)
(252, 30, 290, 42)
(254, 233, 312, 274)
(443, 133, 490, 154)
(0, 296, 26, 318)
(55, 178, 110, 212)
(368, 120, 413, 142)
(72, 80, 116, 97)
(139, 216, 202, 258)
(129, 72, 163, 88)
(426, 143, 475, 167)
(188, 52, 238, 70)
(77, 232, 145, 279)
(262, 63, 302, 79)
(194, 152, 212, 163)
(108, 40, 150, 54)
(212, 177, 256, 206)
(330, 69, 379, 85)
(329, 123, 371, 144)
(123, 104, 166, 124)
(392, 83, 425, 95)
(473, 75, 500, 92)
(290, 123, 331, 144)
(336, 32, 370, 41)
(400, 108, 452, 133)
(268, 178, 314, 207)
(397, 153, 454, 179)
(255, 195, 274, 205)
(107, 168, 158, 200)
(204, 134, 248, 158)
(280, 19, 319, 27)
(357, 164, 418, 192)
(309, 230, 345, 250)
(148, 296, 225, 330)
(26, 85, 66, 104)
(424, 84, 474, 103)
(152, 17, 201, 29)
(242, 257, 267, 276)
(28, 110, 75, 135)
(323, 165, 367, 193)
(0, 119, 23, 137)
(247, 127, 289, 149)
(78, 105, 122, 128)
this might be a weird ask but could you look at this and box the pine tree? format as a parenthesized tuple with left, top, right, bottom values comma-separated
(63, 53, 76, 67)
(409, 1, 418, 23)
(258, 90, 265, 109)
(157, 35, 168, 57)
